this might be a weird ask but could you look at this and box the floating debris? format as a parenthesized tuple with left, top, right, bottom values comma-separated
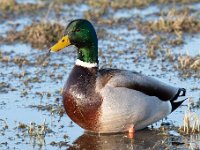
(0, 119, 8, 130)
(29, 104, 65, 118)
(50, 141, 70, 149)
(18, 122, 27, 130)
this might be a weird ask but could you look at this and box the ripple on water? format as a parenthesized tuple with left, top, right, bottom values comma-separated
(0, 43, 33, 55)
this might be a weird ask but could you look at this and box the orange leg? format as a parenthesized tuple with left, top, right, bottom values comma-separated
(128, 125, 135, 139)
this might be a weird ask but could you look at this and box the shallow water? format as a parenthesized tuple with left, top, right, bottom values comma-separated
(0, 1, 200, 150)
(174, 34, 200, 56)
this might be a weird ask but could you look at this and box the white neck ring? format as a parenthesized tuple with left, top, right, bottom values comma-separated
(75, 59, 98, 68)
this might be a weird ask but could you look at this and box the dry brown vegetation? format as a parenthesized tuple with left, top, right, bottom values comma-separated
(0, 0, 45, 17)
(164, 55, 200, 78)
(54, 0, 84, 4)
(0, 0, 16, 12)
(136, 9, 200, 58)
(178, 55, 200, 73)
(87, 0, 150, 9)
(83, 0, 199, 24)
(4, 23, 64, 48)
(136, 8, 200, 72)
(87, 0, 199, 9)
(137, 8, 200, 48)
(138, 9, 200, 34)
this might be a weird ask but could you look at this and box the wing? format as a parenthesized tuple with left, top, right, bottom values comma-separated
(96, 69, 186, 132)
(98, 86, 172, 132)
(97, 69, 185, 101)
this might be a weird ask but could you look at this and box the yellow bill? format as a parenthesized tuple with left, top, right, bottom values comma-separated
(50, 35, 71, 52)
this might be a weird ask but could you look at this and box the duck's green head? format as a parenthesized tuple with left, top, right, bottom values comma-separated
(50, 19, 98, 64)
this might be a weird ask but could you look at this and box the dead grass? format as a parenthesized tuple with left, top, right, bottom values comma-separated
(137, 8, 200, 66)
(174, 55, 200, 78)
(84, 0, 154, 23)
(0, 0, 16, 12)
(88, 0, 147, 9)
(136, 8, 200, 62)
(87, 0, 199, 9)
(137, 8, 200, 36)
(178, 55, 200, 71)
(4, 23, 64, 49)
(179, 98, 200, 134)
(0, 0, 45, 17)
(55, 0, 84, 4)
(146, 36, 162, 59)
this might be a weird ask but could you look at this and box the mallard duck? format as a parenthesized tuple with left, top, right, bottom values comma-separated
(50, 19, 186, 133)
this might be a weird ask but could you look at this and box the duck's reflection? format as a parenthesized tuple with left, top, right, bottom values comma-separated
(68, 128, 170, 150)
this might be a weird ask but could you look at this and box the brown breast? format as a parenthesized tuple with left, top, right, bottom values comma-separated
(63, 65, 102, 131)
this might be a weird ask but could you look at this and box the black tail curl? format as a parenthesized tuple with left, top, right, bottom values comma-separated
(170, 88, 187, 112)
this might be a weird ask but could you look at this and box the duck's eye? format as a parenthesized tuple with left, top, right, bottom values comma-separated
(62, 39, 65, 42)
(75, 28, 80, 32)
